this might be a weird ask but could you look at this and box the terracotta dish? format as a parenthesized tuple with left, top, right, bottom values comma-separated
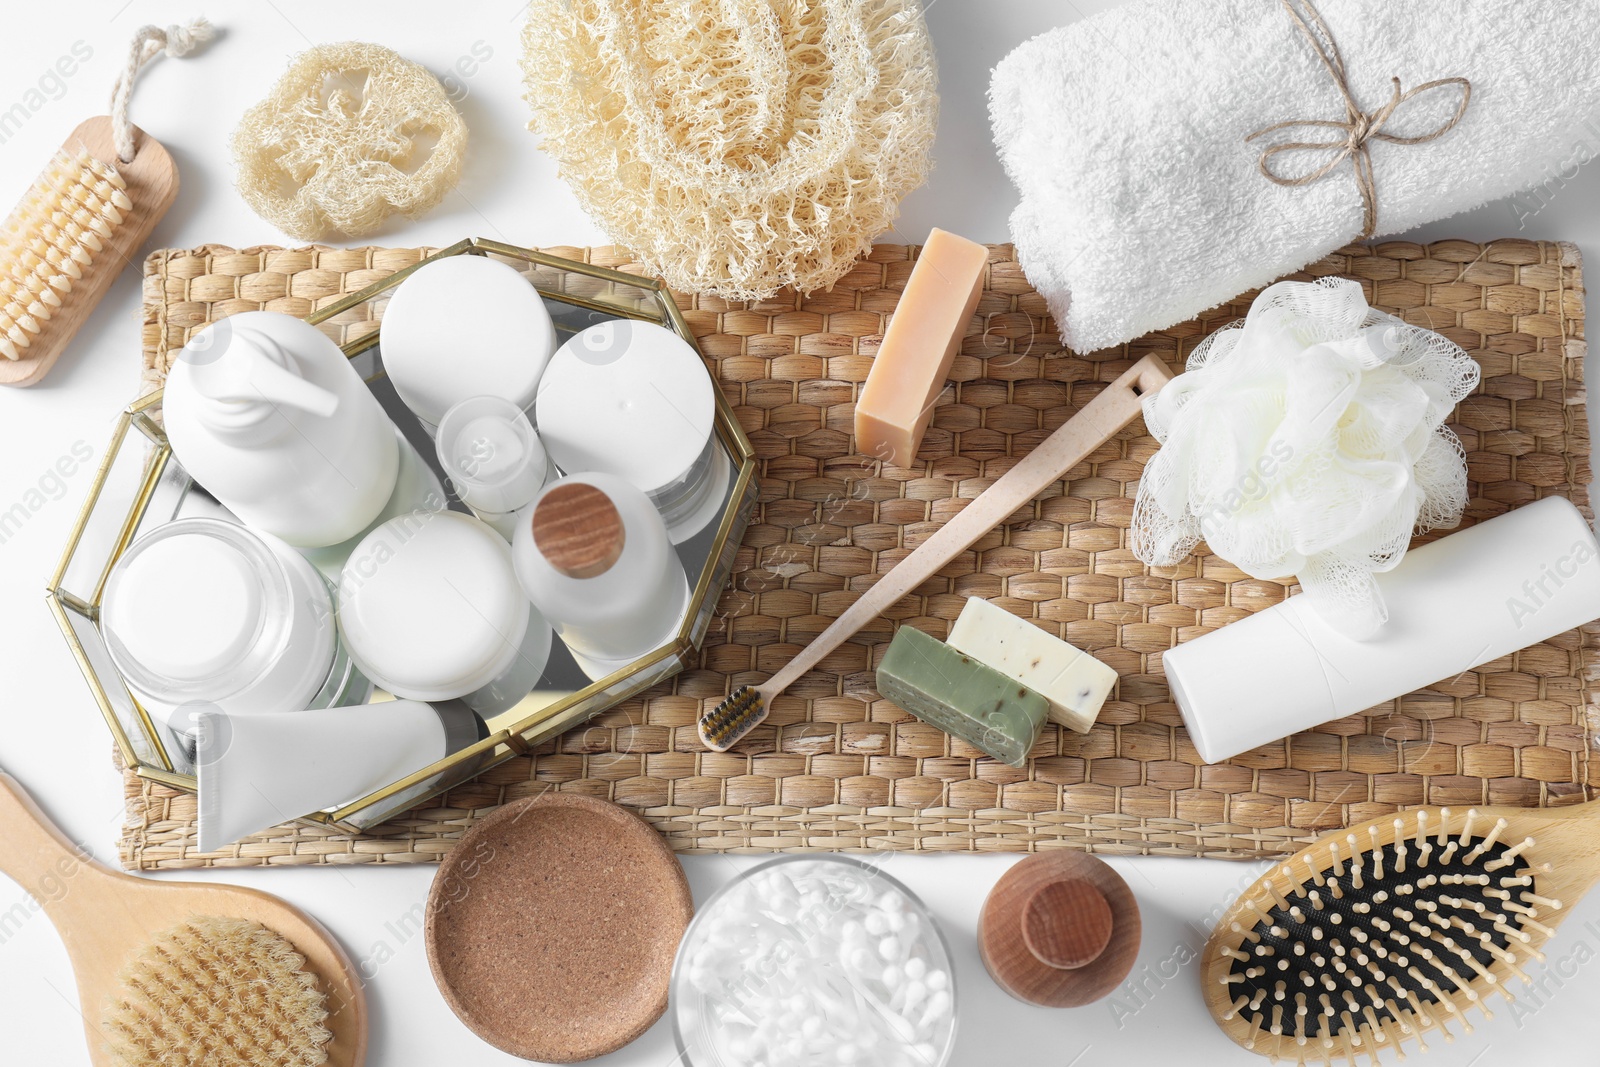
(424, 792, 693, 1061)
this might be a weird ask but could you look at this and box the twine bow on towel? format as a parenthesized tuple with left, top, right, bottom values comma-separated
(1245, 0, 1471, 240)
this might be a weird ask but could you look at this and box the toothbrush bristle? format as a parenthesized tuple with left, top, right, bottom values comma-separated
(0, 147, 128, 361)
(698, 685, 767, 751)
(1212, 808, 1559, 1063)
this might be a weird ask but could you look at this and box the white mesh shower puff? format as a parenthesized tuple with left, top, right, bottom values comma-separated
(1130, 277, 1480, 638)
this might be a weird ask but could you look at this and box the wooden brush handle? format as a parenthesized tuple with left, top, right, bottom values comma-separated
(0, 772, 370, 1067)
(0, 772, 116, 928)
(760, 355, 1174, 700)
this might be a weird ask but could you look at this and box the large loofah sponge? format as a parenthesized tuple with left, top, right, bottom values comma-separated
(233, 42, 467, 240)
(522, 0, 938, 300)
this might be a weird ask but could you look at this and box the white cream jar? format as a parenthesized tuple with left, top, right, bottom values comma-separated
(338, 510, 552, 716)
(534, 320, 726, 542)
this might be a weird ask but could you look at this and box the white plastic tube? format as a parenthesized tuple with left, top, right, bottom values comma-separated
(1164, 497, 1600, 764)
(196, 699, 461, 852)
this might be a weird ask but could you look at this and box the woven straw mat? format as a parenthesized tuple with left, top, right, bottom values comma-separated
(120, 238, 1596, 870)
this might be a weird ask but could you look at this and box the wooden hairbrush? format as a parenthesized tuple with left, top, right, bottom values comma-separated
(698, 353, 1174, 750)
(1202, 800, 1600, 1063)
(0, 771, 365, 1066)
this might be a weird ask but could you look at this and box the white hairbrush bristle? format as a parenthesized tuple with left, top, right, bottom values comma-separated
(0, 146, 130, 361)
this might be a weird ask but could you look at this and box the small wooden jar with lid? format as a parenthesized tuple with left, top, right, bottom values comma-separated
(978, 851, 1140, 1007)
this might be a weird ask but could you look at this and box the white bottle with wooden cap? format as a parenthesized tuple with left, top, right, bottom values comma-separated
(511, 472, 690, 680)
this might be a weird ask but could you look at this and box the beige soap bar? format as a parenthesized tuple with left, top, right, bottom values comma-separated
(947, 597, 1117, 733)
(855, 229, 988, 466)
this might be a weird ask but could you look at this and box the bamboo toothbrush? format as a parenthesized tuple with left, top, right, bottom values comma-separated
(0, 771, 365, 1066)
(698, 353, 1174, 751)
(1202, 799, 1600, 1064)
(0, 21, 210, 387)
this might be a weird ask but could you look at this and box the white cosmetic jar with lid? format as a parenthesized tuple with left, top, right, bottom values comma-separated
(512, 471, 690, 680)
(377, 254, 558, 434)
(338, 510, 553, 717)
(535, 319, 727, 543)
(436, 395, 556, 540)
(101, 518, 369, 726)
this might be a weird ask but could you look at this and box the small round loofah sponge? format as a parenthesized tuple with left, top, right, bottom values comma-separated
(233, 42, 467, 240)
(103, 915, 332, 1067)
(1130, 277, 1480, 638)
(521, 0, 938, 300)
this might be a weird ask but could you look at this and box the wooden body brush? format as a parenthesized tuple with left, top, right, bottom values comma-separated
(0, 118, 177, 386)
(699, 353, 1174, 750)
(0, 21, 209, 387)
(0, 772, 365, 1066)
(1203, 800, 1600, 1064)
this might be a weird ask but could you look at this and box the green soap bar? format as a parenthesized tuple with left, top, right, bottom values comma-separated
(876, 625, 1049, 767)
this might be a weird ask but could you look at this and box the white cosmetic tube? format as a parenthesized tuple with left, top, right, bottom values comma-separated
(1164, 497, 1600, 764)
(196, 699, 470, 852)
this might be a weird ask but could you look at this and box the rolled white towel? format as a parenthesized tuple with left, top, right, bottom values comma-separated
(990, 0, 1600, 355)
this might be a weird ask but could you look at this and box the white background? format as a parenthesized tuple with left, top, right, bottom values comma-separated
(2, 3, 1599, 1065)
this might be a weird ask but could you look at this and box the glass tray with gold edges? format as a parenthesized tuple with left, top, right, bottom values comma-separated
(49, 238, 759, 833)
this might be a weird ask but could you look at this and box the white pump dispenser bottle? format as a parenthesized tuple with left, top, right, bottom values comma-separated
(163, 311, 401, 548)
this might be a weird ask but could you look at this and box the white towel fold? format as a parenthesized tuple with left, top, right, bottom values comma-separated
(990, 0, 1600, 354)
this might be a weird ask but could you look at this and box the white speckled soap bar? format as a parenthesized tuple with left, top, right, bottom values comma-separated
(946, 597, 1116, 733)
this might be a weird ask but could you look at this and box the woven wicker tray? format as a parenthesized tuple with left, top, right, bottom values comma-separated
(119, 238, 1595, 870)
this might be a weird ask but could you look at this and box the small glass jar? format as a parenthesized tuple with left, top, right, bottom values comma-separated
(512, 471, 690, 680)
(338, 510, 553, 717)
(101, 518, 370, 734)
(436, 395, 556, 539)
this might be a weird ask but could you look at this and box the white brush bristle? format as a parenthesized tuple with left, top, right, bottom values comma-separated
(0, 147, 129, 361)
(102, 915, 332, 1067)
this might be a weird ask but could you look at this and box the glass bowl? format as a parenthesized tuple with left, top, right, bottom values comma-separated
(671, 855, 958, 1067)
